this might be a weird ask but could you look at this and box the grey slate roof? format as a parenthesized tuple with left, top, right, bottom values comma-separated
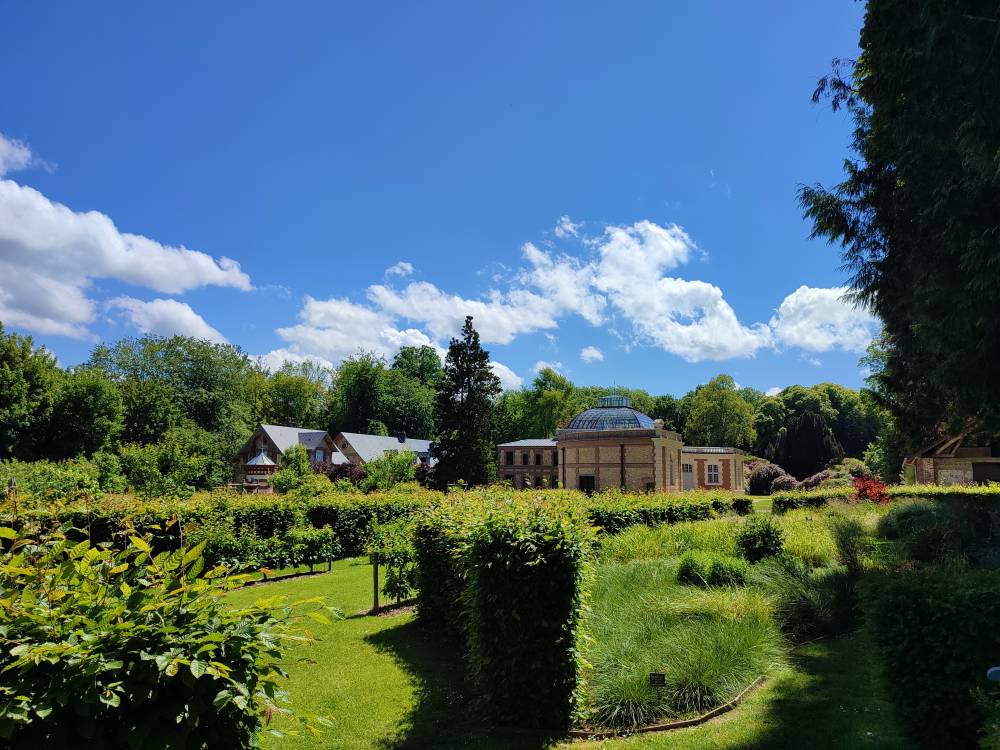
(497, 439, 557, 448)
(563, 395, 655, 431)
(682, 446, 742, 454)
(260, 424, 329, 454)
(337, 432, 434, 464)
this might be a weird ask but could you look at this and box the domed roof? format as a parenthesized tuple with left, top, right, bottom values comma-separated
(564, 395, 655, 431)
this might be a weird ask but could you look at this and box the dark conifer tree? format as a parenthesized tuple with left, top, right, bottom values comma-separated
(775, 411, 844, 479)
(432, 317, 501, 488)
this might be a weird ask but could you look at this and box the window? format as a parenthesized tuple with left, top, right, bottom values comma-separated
(553, 451, 558, 466)
(552, 475, 559, 487)
(315, 449, 325, 462)
(505, 451, 514, 466)
(707, 464, 720, 484)
(535, 453, 542, 466)
(522, 452, 529, 465)
(682, 463, 693, 473)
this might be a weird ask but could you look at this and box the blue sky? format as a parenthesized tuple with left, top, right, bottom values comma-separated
(0, 1, 874, 396)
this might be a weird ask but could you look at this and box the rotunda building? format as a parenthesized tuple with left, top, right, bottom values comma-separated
(555, 395, 684, 493)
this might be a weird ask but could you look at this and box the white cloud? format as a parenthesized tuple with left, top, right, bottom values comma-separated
(491, 360, 523, 389)
(110, 297, 227, 343)
(520, 242, 606, 325)
(580, 346, 604, 363)
(367, 281, 559, 344)
(256, 348, 334, 373)
(386, 261, 414, 277)
(765, 386, 783, 397)
(554, 215, 581, 238)
(275, 295, 447, 364)
(0, 176, 252, 339)
(533, 360, 564, 374)
(0, 133, 34, 177)
(770, 286, 879, 353)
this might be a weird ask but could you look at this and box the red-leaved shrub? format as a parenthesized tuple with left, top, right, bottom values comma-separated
(852, 476, 889, 505)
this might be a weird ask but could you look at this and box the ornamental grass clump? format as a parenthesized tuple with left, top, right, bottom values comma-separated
(0, 522, 333, 748)
(736, 514, 785, 563)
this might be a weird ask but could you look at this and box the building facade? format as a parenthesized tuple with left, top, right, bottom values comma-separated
(232, 424, 341, 490)
(904, 434, 1000, 485)
(497, 439, 559, 488)
(681, 447, 746, 492)
(555, 395, 685, 493)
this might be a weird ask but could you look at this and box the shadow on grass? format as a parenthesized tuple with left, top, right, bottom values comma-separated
(365, 618, 559, 750)
(732, 632, 905, 750)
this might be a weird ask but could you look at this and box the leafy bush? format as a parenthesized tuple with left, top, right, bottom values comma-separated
(368, 518, 417, 602)
(0, 524, 331, 747)
(736, 514, 785, 563)
(799, 470, 831, 490)
(359, 451, 416, 493)
(748, 463, 788, 496)
(676, 550, 713, 586)
(269, 444, 313, 494)
(770, 474, 799, 492)
(863, 567, 1000, 749)
(852, 476, 889, 505)
(709, 555, 750, 586)
(0, 458, 100, 502)
(315, 460, 367, 486)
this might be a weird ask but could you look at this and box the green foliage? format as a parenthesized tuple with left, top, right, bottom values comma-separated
(775, 411, 844, 479)
(736, 514, 785, 563)
(368, 518, 417, 602)
(45, 368, 124, 459)
(270, 444, 313, 494)
(359, 450, 416, 493)
(863, 567, 1000, 750)
(433, 317, 501, 487)
(802, 1, 1000, 438)
(752, 397, 787, 458)
(0, 524, 330, 747)
(0, 458, 100, 501)
(264, 370, 326, 428)
(0, 325, 59, 460)
(683, 375, 756, 450)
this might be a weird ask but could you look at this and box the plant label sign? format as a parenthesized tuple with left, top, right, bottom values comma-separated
(648, 672, 666, 687)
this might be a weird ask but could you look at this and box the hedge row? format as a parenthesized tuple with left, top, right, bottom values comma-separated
(863, 567, 1000, 749)
(413, 496, 594, 729)
(771, 483, 1000, 513)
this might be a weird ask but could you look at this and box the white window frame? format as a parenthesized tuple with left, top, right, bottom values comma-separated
(707, 463, 720, 485)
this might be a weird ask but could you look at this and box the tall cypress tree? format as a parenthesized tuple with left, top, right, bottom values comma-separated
(432, 317, 501, 487)
(775, 411, 844, 479)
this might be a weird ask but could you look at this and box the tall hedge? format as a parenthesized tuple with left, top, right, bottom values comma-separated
(863, 567, 1000, 749)
(465, 508, 593, 728)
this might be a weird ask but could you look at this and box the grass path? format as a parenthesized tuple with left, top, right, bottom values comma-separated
(228, 558, 904, 750)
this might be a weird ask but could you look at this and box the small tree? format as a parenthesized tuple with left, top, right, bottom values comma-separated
(270, 444, 312, 493)
(774, 411, 844, 479)
(360, 450, 416, 493)
(432, 317, 501, 488)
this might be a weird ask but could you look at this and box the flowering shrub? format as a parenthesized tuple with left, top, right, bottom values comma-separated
(852, 476, 889, 505)
(771, 474, 800, 492)
(748, 463, 789, 495)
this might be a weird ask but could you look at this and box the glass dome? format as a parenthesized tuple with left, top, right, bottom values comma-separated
(563, 395, 656, 431)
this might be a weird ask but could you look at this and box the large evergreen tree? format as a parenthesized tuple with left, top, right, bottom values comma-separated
(775, 411, 844, 479)
(801, 0, 1000, 441)
(432, 317, 501, 487)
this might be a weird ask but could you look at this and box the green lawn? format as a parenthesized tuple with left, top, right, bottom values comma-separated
(229, 557, 904, 750)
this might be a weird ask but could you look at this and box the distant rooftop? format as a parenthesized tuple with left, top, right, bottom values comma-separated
(337, 432, 435, 464)
(497, 439, 557, 448)
(682, 446, 744, 454)
(561, 394, 655, 432)
(260, 424, 329, 454)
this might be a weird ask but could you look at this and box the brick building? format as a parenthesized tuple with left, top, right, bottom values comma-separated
(497, 439, 559, 488)
(680, 447, 746, 492)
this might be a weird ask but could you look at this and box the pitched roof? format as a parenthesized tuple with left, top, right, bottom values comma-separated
(246, 450, 276, 466)
(497, 439, 557, 448)
(337, 432, 434, 463)
(260, 424, 329, 454)
(682, 446, 744, 455)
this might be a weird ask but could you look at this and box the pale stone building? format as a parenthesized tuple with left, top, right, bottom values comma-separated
(903, 434, 1000, 485)
(681, 447, 746, 492)
(555, 395, 684, 493)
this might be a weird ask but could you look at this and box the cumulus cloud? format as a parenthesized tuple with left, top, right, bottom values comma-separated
(520, 242, 606, 325)
(554, 215, 581, 238)
(580, 346, 604, 363)
(0, 133, 34, 176)
(491, 361, 523, 390)
(0, 176, 252, 339)
(770, 286, 879, 353)
(533, 360, 564, 374)
(367, 281, 559, 344)
(110, 297, 227, 343)
(256, 348, 335, 373)
(386, 261, 414, 277)
(765, 386, 783, 397)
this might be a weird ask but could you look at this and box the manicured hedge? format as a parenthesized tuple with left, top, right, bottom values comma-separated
(772, 483, 1000, 513)
(863, 567, 1000, 749)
